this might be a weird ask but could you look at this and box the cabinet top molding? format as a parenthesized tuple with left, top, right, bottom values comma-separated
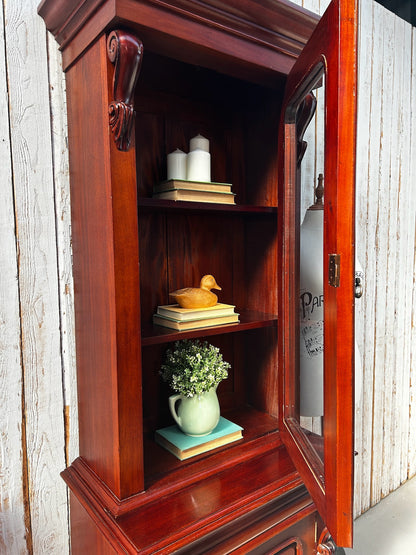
(38, 0, 319, 77)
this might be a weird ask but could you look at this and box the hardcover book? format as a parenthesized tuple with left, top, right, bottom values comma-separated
(156, 303, 236, 321)
(153, 313, 239, 330)
(155, 417, 243, 460)
(153, 188, 236, 204)
(154, 179, 233, 194)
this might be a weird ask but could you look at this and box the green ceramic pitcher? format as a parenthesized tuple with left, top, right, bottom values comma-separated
(169, 386, 220, 436)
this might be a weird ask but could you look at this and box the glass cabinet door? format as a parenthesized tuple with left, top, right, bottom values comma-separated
(278, 0, 357, 547)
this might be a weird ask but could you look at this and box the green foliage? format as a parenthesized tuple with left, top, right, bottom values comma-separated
(160, 339, 230, 398)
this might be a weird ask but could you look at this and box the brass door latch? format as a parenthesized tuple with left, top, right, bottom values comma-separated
(328, 254, 340, 287)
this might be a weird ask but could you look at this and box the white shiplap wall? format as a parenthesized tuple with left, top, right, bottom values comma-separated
(0, 0, 414, 551)
(0, 0, 77, 553)
(0, 3, 27, 551)
(354, 0, 416, 517)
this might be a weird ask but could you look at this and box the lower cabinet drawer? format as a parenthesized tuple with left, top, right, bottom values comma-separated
(241, 511, 316, 555)
(272, 541, 298, 555)
(175, 486, 317, 555)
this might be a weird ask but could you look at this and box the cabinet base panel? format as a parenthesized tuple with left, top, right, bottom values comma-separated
(65, 443, 322, 554)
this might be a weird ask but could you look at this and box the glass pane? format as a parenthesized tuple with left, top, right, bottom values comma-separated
(282, 63, 326, 483)
(297, 73, 325, 467)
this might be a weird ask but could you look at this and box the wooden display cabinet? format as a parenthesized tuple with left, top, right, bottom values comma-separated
(38, 0, 357, 552)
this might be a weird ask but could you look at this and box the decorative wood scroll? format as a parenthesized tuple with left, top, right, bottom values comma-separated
(317, 527, 337, 554)
(107, 30, 143, 151)
(296, 92, 317, 165)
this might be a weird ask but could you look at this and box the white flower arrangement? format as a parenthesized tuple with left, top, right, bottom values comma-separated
(160, 339, 230, 398)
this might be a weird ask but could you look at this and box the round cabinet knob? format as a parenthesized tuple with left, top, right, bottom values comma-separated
(355, 275, 363, 298)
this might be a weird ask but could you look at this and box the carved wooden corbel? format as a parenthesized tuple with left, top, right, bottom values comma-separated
(296, 91, 317, 165)
(107, 30, 143, 151)
(316, 527, 337, 554)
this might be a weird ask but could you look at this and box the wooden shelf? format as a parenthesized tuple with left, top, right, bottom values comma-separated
(141, 309, 278, 346)
(138, 197, 277, 215)
(144, 406, 282, 492)
(40, 0, 357, 549)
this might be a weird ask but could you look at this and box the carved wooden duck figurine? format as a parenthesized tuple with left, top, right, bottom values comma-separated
(169, 275, 222, 309)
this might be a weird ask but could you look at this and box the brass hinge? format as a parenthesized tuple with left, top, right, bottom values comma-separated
(328, 254, 340, 287)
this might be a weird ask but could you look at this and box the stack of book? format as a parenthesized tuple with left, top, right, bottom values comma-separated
(153, 303, 239, 331)
(153, 179, 235, 205)
(155, 416, 243, 460)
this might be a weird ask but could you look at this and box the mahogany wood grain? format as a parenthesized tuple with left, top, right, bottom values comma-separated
(141, 310, 277, 346)
(138, 198, 277, 214)
(37, 0, 106, 43)
(188, 503, 315, 555)
(39, 0, 356, 551)
(278, 0, 357, 546)
(137, 211, 168, 325)
(170, 490, 316, 555)
(63, 444, 312, 553)
(62, 408, 286, 518)
(70, 493, 118, 555)
(38, 0, 319, 50)
(106, 46, 144, 499)
(107, 30, 143, 150)
(323, 1, 356, 545)
(144, 407, 282, 488)
(66, 34, 143, 498)
(39, 0, 319, 81)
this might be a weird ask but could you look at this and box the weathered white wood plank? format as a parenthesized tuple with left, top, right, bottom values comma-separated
(301, 111, 317, 220)
(4, 0, 70, 552)
(371, 4, 395, 507)
(0, 1, 28, 552)
(354, 0, 375, 517)
(380, 10, 400, 499)
(392, 16, 413, 491)
(319, 0, 331, 15)
(359, 0, 381, 514)
(403, 22, 416, 485)
(303, 0, 320, 16)
(407, 26, 416, 480)
(385, 12, 401, 494)
(46, 31, 79, 467)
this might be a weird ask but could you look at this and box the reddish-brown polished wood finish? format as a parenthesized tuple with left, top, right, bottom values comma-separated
(317, 527, 338, 554)
(278, 0, 357, 546)
(39, 0, 319, 82)
(65, 34, 143, 498)
(39, 0, 356, 551)
(64, 444, 318, 553)
(38, 0, 319, 53)
(107, 30, 143, 150)
(70, 493, 118, 554)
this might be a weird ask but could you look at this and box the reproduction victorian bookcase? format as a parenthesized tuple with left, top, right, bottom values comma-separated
(38, 0, 357, 552)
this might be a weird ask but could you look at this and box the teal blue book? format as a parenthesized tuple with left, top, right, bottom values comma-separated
(155, 417, 243, 460)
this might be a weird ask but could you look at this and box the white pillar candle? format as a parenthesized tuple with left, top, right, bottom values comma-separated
(190, 134, 209, 153)
(186, 148, 211, 182)
(167, 148, 187, 180)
